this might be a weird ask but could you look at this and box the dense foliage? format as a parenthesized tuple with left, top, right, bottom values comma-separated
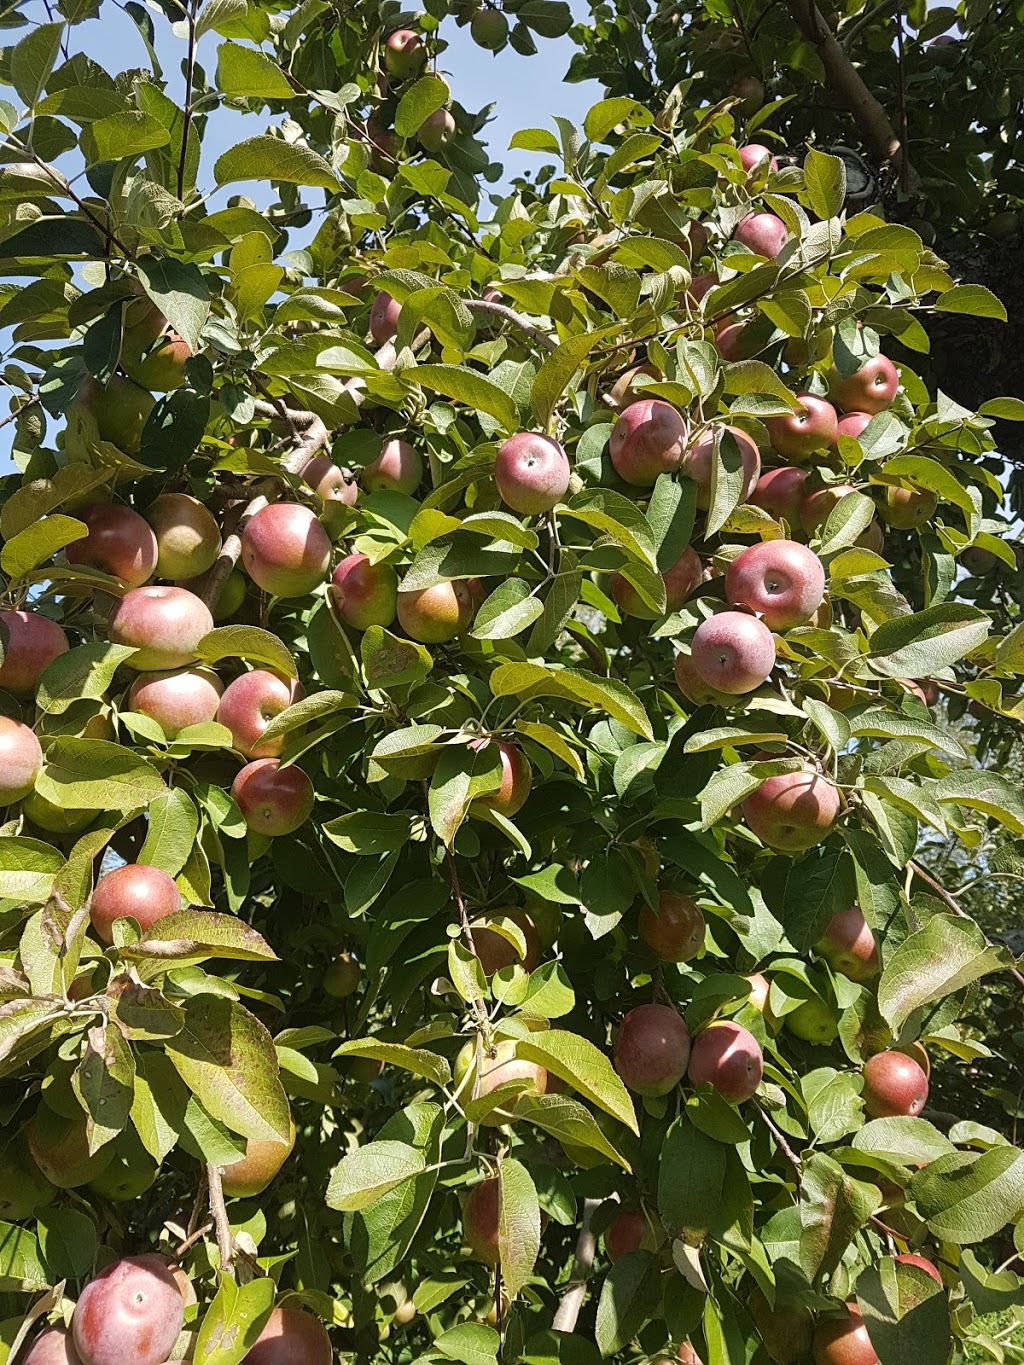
(0, 2, 1022, 1364)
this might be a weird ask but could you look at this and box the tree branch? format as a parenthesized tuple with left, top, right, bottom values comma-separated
(206, 1162, 234, 1272)
(177, 0, 198, 201)
(0, 394, 39, 431)
(552, 1197, 599, 1332)
(464, 299, 558, 352)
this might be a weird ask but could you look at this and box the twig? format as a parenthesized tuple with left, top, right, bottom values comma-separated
(552, 1197, 599, 1332)
(893, 0, 910, 194)
(840, 0, 900, 50)
(174, 1221, 214, 1258)
(908, 860, 1024, 990)
(0, 395, 39, 431)
(177, 0, 198, 201)
(757, 1106, 803, 1183)
(206, 1163, 234, 1272)
(464, 299, 558, 352)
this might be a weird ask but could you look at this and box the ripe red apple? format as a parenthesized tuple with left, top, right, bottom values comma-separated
(454, 1038, 547, 1123)
(72, 1254, 184, 1365)
(464, 1176, 500, 1264)
(221, 1119, 295, 1197)
(120, 293, 191, 392)
(605, 1207, 646, 1262)
(330, 553, 399, 630)
(733, 212, 788, 258)
(893, 1253, 942, 1285)
(471, 7, 509, 47)
(240, 502, 331, 597)
(370, 290, 401, 343)
(638, 890, 705, 962)
(895, 1040, 930, 1077)
(833, 411, 873, 449)
(725, 539, 826, 630)
(862, 1050, 929, 1119)
(66, 503, 159, 587)
(418, 108, 456, 153)
(682, 272, 717, 307)
(240, 1306, 332, 1364)
(301, 455, 358, 509)
(231, 758, 315, 837)
(828, 356, 899, 415)
(811, 1303, 877, 1364)
(397, 580, 473, 643)
(363, 438, 423, 496)
(472, 908, 542, 976)
(676, 1346, 703, 1365)
(0, 716, 43, 803)
(687, 218, 709, 260)
(690, 611, 776, 694)
(611, 546, 702, 619)
(750, 467, 809, 527)
(714, 320, 759, 361)
(742, 765, 841, 852)
(108, 585, 213, 670)
(90, 863, 181, 944)
(21, 1325, 81, 1364)
(609, 399, 688, 486)
(815, 906, 879, 982)
(146, 492, 221, 580)
(766, 395, 839, 461)
(217, 669, 301, 758)
(673, 650, 736, 707)
(739, 143, 778, 172)
(609, 363, 660, 408)
(74, 375, 155, 453)
(468, 737, 532, 818)
(614, 1003, 691, 1097)
(0, 610, 68, 695)
(687, 1020, 763, 1102)
(128, 667, 223, 738)
(494, 432, 570, 514)
(681, 424, 761, 509)
(800, 483, 856, 537)
(323, 952, 361, 997)
(878, 485, 937, 530)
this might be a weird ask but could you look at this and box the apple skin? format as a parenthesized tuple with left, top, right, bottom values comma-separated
(742, 766, 841, 852)
(323, 952, 361, 997)
(20, 1325, 82, 1364)
(471, 7, 510, 48)
(120, 293, 191, 392)
(231, 758, 315, 837)
(472, 908, 542, 976)
(682, 272, 717, 307)
(811, 1303, 878, 1364)
(614, 1003, 691, 1097)
(0, 610, 68, 695)
(301, 455, 358, 509)
(687, 1020, 763, 1102)
(468, 737, 532, 818)
(816, 906, 879, 982)
(766, 394, 840, 461)
(418, 108, 456, 153)
(74, 374, 155, 454)
(240, 1307, 332, 1365)
(739, 143, 778, 172)
(730, 73, 765, 111)
(27, 1108, 114, 1188)
(454, 1038, 547, 1124)
(90, 863, 181, 945)
(464, 1176, 500, 1264)
(611, 546, 703, 619)
(370, 290, 401, 343)
(0, 716, 43, 803)
(800, 483, 856, 537)
(962, 545, 996, 575)
(726, 539, 826, 630)
(330, 553, 399, 630)
(72, 1254, 184, 1365)
(639, 889, 705, 962)
(494, 432, 570, 514)
(690, 611, 777, 695)
(609, 363, 660, 408)
(833, 411, 873, 450)
(828, 356, 899, 415)
(146, 492, 222, 580)
(676, 1347, 702, 1365)
(609, 399, 688, 486)
(681, 424, 761, 509)
(217, 669, 302, 758)
(747, 1285, 814, 1363)
(66, 503, 159, 587)
(750, 467, 809, 527)
(605, 1207, 647, 1262)
(714, 321, 759, 362)
(397, 580, 474, 643)
(673, 650, 736, 707)
(878, 485, 937, 530)
(241, 503, 331, 598)
(363, 438, 423, 495)
(221, 1118, 296, 1197)
(895, 1040, 930, 1077)
(384, 28, 427, 79)
(893, 1253, 942, 1285)
(128, 667, 223, 739)
(108, 585, 213, 671)
(785, 995, 839, 1045)
(23, 787, 97, 835)
(862, 1050, 929, 1118)
(733, 212, 788, 258)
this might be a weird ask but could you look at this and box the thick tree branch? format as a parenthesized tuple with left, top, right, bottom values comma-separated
(552, 1197, 599, 1332)
(206, 1162, 234, 1271)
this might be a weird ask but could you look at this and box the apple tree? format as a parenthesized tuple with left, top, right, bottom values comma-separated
(0, 2, 1022, 1364)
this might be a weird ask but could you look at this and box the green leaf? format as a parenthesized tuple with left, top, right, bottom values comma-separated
(595, 1251, 661, 1356)
(909, 1146, 1024, 1244)
(196, 624, 297, 678)
(852, 1117, 955, 1165)
(509, 128, 560, 154)
(214, 134, 341, 190)
(878, 914, 1014, 1032)
(0, 837, 65, 905)
(322, 810, 416, 855)
(428, 741, 503, 847)
(513, 1093, 631, 1170)
(85, 111, 170, 164)
(36, 641, 137, 713)
(659, 1117, 726, 1239)
(123, 911, 277, 965)
(532, 332, 598, 429)
(1, 514, 88, 579)
(395, 74, 450, 138)
(37, 1206, 97, 1280)
(856, 1259, 951, 1365)
(410, 365, 519, 433)
(216, 40, 294, 99)
(559, 487, 658, 568)
(435, 1323, 500, 1365)
(136, 257, 210, 353)
(448, 940, 487, 1004)
(73, 1020, 135, 1152)
(194, 1272, 276, 1365)
(489, 662, 652, 740)
(471, 579, 544, 640)
(11, 23, 64, 108)
(867, 604, 989, 678)
(131, 1049, 188, 1162)
(932, 769, 1024, 835)
(583, 96, 652, 143)
(497, 1158, 541, 1297)
(358, 1101, 444, 1284)
(138, 788, 199, 876)
(334, 1038, 451, 1088)
(361, 626, 432, 691)
(36, 737, 165, 810)
(0, 1220, 48, 1291)
(515, 1030, 638, 1133)
(326, 1139, 426, 1212)
(803, 148, 846, 220)
(799, 1152, 877, 1281)
(933, 283, 1007, 321)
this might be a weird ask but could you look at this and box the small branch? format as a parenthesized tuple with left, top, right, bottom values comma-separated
(552, 1197, 599, 1332)
(174, 1221, 213, 1258)
(757, 1107, 803, 1184)
(177, 0, 199, 201)
(0, 394, 39, 431)
(464, 299, 558, 352)
(206, 1163, 234, 1272)
(893, 0, 910, 194)
(908, 860, 1024, 991)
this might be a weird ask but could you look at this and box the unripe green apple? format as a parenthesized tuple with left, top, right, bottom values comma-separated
(470, 7, 509, 48)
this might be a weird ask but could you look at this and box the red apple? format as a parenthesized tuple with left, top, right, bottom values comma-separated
(800, 483, 856, 537)
(231, 758, 315, 837)
(0, 610, 68, 695)
(682, 272, 717, 307)
(690, 611, 776, 694)
(120, 289, 191, 392)
(638, 889, 705, 962)
(609, 399, 688, 486)
(240, 502, 331, 597)
(221, 1120, 295, 1197)
(418, 108, 456, 153)
(397, 580, 473, 643)
(739, 143, 778, 172)
(605, 1207, 646, 1262)
(383, 29, 427, 80)
(751, 467, 809, 527)
(862, 1050, 929, 1119)
(330, 553, 399, 630)
(128, 667, 223, 738)
(743, 765, 840, 852)
(301, 455, 358, 509)
(494, 432, 570, 514)
(833, 411, 873, 449)
(611, 546, 702, 619)
(2, 717, 44, 803)
(108, 585, 213, 670)
(681, 425, 761, 509)
(20, 1325, 81, 1364)
(72, 1255, 184, 1365)
(468, 737, 532, 818)
(472, 908, 542, 976)
(893, 1253, 942, 1285)
(725, 539, 826, 630)
(454, 1038, 547, 1123)
(240, 1307, 331, 1364)
(714, 321, 759, 362)
(766, 395, 839, 461)
(614, 1003, 691, 1097)
(66, 503, 158, 587)
(363, 438, 423, 495)
(609, 363, 660, 408)
(811, 1303, 878, 1364)
(734, 212, 788, 258)
(370, 290, 401, 343)
(828, 356, 899, 415)
(815, 906, 879, 982)
(673, 650, 736, 707)
(90, 863, 181, 944)
(464, 1176, 500, 1264)
(217, 669, 301, 758)
(687, 1020, 763, 1102)
(145, 492, 221, 580)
